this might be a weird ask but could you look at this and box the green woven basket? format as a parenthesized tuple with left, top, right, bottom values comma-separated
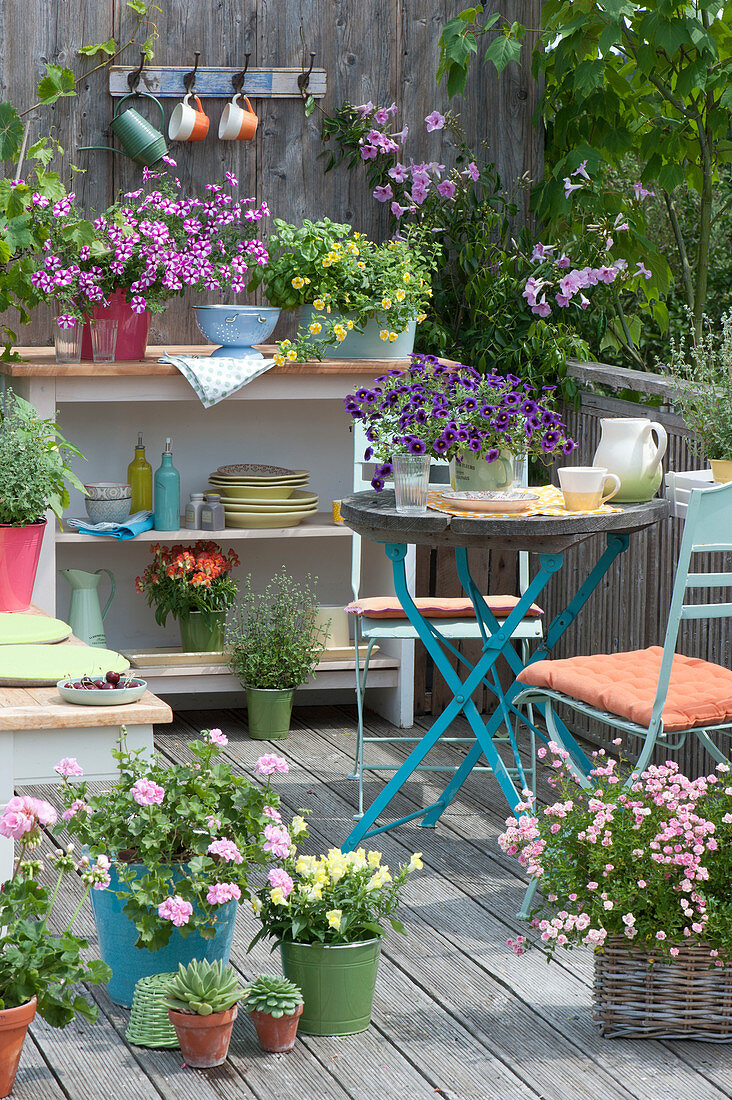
(125, 972, 180, 1049)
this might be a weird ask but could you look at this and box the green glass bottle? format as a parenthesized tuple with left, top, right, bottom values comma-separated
(154, 437, 181, 532)
(127, 432, 152, 513)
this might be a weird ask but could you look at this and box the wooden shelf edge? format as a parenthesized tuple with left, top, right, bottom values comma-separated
(55, 514, 351, 543)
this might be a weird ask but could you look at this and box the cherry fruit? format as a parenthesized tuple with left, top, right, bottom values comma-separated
(106, 670, 121, 686)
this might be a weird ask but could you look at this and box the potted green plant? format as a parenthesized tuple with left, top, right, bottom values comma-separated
(244, 975, 304, 1052)
(249, 815, 422, 1035)
(0, 390, 86, 611)
(667, 310, 732, 483)
(500, 746, 732, 1039)
(227, 569, 329, 739)
(164, 960, 243, 1068)
(135, 541, 240, 651)
(0, 795, 112, 1096)
(57, 731, 293, 1007)
(344, 355, 576, 491)
(250, 218, 434, 362)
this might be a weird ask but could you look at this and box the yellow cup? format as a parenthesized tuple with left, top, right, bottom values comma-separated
(332, 500, 343, 524)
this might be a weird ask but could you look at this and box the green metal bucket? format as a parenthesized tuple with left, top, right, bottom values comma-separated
(178, 610, 226, 653)
(280, 939, 381, 1035)
(246, 687, 294, 740)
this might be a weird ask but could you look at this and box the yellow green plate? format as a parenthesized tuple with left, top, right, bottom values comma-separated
(0, 614, 72, 645)
(224, 510, 317, 529)
(0, 645, 130, 687)
(220, 491, 318, 511)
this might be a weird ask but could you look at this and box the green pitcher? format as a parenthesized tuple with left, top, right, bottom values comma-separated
(79, 92, 168, 168)
(59, 568, 115, 648)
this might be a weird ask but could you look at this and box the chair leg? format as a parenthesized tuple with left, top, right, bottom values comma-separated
(694, 727, 732, 767)
(517, 875, 539, 921)
(349, 630, 377, 820)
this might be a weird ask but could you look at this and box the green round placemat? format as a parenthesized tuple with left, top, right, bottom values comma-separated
(0, 614, 72, 646)
(126, 973, 180, 1049)
(0, 645, 129, 687)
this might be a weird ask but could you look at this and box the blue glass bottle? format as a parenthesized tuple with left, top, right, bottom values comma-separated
(154, 437, 180, 531)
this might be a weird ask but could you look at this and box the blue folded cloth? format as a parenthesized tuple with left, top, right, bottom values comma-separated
(66, 511, 155, 540)
(160, 351, 275, 407)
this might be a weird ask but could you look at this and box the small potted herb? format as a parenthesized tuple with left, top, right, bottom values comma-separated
(164, 960, 243, 1068)
(244, 975, 304, 1052)
(227, 569, 328, 739)
(0, 390, 86, 610)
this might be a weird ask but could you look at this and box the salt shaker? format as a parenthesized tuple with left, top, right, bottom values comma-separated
(200, 492, 225, 530)
(185, 492, 204, 530)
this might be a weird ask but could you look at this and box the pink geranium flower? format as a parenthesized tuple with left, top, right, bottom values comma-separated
(62, 799, 92, 822)
(158, 895, 193, 927)
(55, 757, 83, 778)
(207, 882, 241, 905)
(131, 778, 165, 806)
(0, 795, 57, 840)
(268, 867, 294, 897)
(208, 838, 244, 864)
(263, 823, 292, 858)
(208, 728, 228, 746)
(255, 754, 289, 776)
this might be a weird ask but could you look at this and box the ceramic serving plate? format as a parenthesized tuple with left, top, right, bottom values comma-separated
(224, 509, 317, 529)
(210, 468, 308, 482)
(57, 677, 147, 705)
(219, 490, 318, 510)
(210, 483, 297, 500)
(444, 490, 539, 514)
(224, 505, 318, 519)
(217, 463, 294, 477)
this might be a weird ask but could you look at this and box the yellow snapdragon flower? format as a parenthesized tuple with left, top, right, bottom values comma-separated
(250, 896, 263, 915)
(270, 886, 287, 906)
(408, 852, 424, 871)
(296, 854, 318, 875)
(367, 850, 382, 869)
(326, 909, 343, 930)
(291, 814, 308, 836)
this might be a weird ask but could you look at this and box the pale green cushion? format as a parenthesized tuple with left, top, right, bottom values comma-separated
(0, 645, 129, 687)
(0, 614, 72, 646)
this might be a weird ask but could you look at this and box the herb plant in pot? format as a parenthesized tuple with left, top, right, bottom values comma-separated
(0, 795, 111, 1097)
(667, 311, 732, 483)
(58, 730, 291, 1007)
(244, 975, 304, 1052)
(250, 819, 422, 1035)
(135, 540, 240, 652)
(227, 569, 328, 739)
(164, 960, 243, 1068)
(0, 391, 86, 611)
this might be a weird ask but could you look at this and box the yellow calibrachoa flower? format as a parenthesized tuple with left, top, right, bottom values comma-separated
(381, 297, 392, 310)
(308, 321, 322, 335)
(270, 886, 287, 906)
(333, 323, 347, 343)
(417, 312, 427, 323)
(357, 261, 366, 269)
(286, 349, 298, 361)
(326, 909, 343, 930)
(313, 298, 325, 311)
(408, 852, 424, 871)
(273, 353, 286, 366)
(403, 272, 412, 282)
(291, 276, 306, 289)
(345, 319, 354, 330)
(395, 289, 406, 302)
(291, 815, 308, 836)
(379, 330, 390, 341)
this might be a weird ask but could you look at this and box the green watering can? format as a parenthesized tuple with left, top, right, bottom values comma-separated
(79, 92, 168, 168)
(59, 569, 116, 649)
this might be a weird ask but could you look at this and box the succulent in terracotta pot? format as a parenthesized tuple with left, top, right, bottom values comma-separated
(244, 974, 304, 1052)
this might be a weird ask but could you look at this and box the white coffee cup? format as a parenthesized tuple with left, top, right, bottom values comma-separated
(557, 466, 621, 512)
(218, 93, 258, 141)
(168, 93, 209, 142)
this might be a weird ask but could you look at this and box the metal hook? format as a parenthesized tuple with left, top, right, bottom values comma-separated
(127, 51, 146, 93)
(232, 53, 251, 95)
(298, 51, 315, 96)
(183, 51, 201, 94)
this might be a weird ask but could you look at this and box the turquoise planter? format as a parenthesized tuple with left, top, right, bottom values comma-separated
(90, 864, 238, 1007)
(298, 307, 416, 360)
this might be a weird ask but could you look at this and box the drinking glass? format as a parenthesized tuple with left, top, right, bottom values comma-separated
(393, 454, 431, 515)
(54, 321, 82, 363)
(90, 319, 119, 363)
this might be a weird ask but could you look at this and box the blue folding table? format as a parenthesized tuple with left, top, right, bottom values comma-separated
(339, 490, 669, 852)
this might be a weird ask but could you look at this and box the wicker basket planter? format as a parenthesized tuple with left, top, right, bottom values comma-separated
(594, 937, 732, 1041)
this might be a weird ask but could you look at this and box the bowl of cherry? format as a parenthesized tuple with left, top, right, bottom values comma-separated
(57, 671, 147, 706)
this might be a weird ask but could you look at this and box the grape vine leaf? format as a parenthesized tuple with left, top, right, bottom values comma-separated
(127, 0, 148, 13)
(79, 38, 117, 57)
(0, 102, 24, 162)
(37, 65, 76, 105)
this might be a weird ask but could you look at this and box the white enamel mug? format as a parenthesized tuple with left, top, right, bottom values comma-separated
(557, 466, 621, 512)
(168, 93, 210, 142)
(218, 93, 258, 141)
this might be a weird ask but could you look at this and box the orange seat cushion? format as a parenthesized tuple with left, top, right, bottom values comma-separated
(517, 646, 732, 732)
(345, 595, 543, 619)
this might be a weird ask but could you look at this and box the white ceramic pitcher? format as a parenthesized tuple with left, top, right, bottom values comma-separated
(592, 417, 668, 502)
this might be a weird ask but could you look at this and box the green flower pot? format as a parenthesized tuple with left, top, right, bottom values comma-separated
(298, 307, 416, 360)
(246, 687, 295, 740)
(178, 611, 226, 652)
(280, 938, 381, 1035)
(450, 448, 516, 492)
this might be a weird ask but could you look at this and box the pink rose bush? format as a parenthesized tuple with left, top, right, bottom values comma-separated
(57, 731, 298, 952)
(499, 745, 732, 963)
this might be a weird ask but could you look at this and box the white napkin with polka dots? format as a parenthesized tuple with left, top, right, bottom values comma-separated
(160, 351, 275, 408)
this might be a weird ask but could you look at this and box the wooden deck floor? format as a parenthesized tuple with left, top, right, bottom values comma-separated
(13, 705, 732, 1100)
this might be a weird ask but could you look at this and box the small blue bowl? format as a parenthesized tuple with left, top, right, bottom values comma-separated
(194, 305, 281, 359)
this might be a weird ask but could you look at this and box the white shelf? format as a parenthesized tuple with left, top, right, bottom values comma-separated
(56, 513, 351, 543)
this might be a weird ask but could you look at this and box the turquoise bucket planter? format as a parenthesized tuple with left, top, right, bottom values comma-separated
(297, 307, 416, 360)
(90, 864, 238, 1007)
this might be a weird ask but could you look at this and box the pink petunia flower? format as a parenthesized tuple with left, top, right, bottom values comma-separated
(206, 882, 241, 905)
(55, 757, 83, 778)
(425, 110, 446, 132)
(131, 778, 165, 807)
(255, 754, 289, 776)
(158, 895, 193, 927)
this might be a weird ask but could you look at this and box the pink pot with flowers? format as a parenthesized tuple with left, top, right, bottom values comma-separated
(80, 289, 151, 362)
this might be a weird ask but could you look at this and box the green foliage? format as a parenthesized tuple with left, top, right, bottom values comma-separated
(0, 390, 86, 525)
(227, 570, 328, 691)
(0, 102, 24, 161)
(78, 39, 117, 58)
(59, 730, 290, 952)
(436, 7, 524, 97)
(244, 974, 303, 1018)
(666, 310, 732, 460)
(164, 960, 242, 1016)
(37, 66, 76, 106)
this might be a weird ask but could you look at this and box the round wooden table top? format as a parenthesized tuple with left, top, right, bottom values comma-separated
(340, 490, 671, 553)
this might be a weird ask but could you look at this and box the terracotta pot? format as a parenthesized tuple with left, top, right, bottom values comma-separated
(167, 1005, 237, 1068)
(0, 998, 36, 1098)
(249, 1003, 303, 1052)
(0, 522, 46, 612)
(80, 289, 151, 362)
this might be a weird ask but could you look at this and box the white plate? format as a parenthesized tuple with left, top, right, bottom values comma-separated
(444, 490, 539, 514)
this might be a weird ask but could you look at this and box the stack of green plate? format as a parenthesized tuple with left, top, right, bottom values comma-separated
(207, 464, 318, 529)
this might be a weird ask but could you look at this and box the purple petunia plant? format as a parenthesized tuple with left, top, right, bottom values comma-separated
(29, 166, 269, 325)
(345, 353, 575, 489)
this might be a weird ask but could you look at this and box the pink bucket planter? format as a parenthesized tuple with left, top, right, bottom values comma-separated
(81, 289, 151, 362)
(0, 522, 46, 611)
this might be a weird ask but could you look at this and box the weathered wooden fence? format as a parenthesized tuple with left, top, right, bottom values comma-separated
(0, 0, 542, 346)
(415, 360, 730, 779)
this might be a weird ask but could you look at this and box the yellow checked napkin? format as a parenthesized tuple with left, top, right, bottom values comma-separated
(427, 485, 621, 519)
